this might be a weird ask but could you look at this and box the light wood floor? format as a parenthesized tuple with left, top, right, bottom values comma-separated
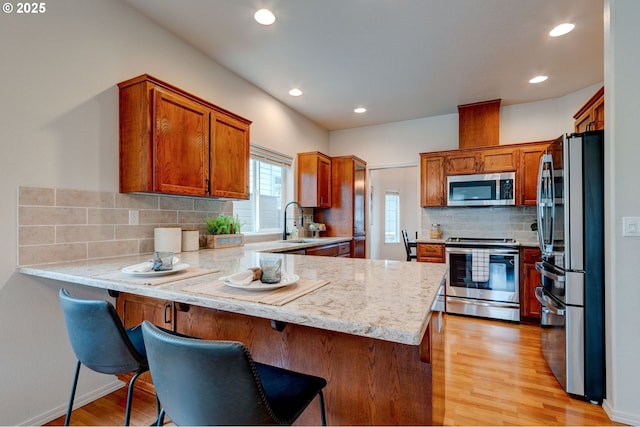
(46, 314, 622, 426)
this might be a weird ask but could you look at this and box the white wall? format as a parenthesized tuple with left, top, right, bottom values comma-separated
(602, 0, 640, 424)
(0, 1, 328, 425)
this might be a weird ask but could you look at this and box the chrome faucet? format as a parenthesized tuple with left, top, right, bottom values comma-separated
(283, 201, 304, 240)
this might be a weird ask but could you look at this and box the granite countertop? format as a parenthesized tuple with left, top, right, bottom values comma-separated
(19, 240, 446, 346)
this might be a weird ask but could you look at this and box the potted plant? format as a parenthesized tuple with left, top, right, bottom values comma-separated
(205, 214, 244, 249)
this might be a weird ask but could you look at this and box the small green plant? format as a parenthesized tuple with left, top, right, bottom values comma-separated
(205, 214, 242, 235)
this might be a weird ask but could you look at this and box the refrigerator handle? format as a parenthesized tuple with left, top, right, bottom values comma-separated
(535, 262, 566, 282)
(535, 286, 566, 315)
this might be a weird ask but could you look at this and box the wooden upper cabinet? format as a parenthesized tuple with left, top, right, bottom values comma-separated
(480, 147, 518, 172)
(445, 152, 478, 175)
(518, 142, 551, 205)
(574, 87, 604, 132)
(118, 74, 251, 199)
(457, 99, 501, 149)
(420, 153, 445, 207)
(209, 112, 250, 199)
(314, 155, 367, 257)
(154, 88, 210, 196)
(297, 152, 331, 208)
(445, 146, 517, 175)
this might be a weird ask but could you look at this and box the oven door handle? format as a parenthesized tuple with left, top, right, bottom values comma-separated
(535, 261, 566, 282)
(448, 298, 519, 309)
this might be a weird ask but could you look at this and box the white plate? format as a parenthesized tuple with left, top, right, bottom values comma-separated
(121, 263, 190, 277)
(223, 273, 299, 291)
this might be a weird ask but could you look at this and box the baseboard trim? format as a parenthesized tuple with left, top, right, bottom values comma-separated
(602, 398, 640, 425)
(18, 380, 124, 426)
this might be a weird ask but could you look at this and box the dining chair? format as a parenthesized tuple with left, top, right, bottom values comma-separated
(402, 229, 417, 261)
(141, 320, 328, 426)
(58, 288, 153, 426)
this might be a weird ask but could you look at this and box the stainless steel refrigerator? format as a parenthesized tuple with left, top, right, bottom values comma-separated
(535, 130, 605, 403)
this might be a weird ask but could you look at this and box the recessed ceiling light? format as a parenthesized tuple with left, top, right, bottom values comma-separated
(529, 75, 548, 84)
(254, 8, 276, 25)
(549, 23, 575, 37)
(354, 107, 367, 114)
(289, 88, 302, 97)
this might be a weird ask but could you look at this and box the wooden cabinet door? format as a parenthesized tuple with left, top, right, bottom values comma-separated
(518, 144, 548, 205)
(210, 111, 250, 199)
(417, 243, 445, 263)
(154, 88, 210, 196)
(115, 293, 175, 392)
(574, 87, 604, 132)
(353, 160, 366, 235)
(297, 152, 332, 208)
(520, 248, 542, 322)
(116, 293, 175, 330)
(317, 155, 332, 208)
(306, 244, 339, 257)
(351, 236, 366, 258)
(480, 147, 518, 172)
(420, 154, 445, 207)
(446, 152, 478, 175)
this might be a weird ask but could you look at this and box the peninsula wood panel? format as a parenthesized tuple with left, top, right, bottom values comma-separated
(175, 305, 439, 426)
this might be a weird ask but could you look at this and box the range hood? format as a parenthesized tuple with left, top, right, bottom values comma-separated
(457, 99, 501, 149)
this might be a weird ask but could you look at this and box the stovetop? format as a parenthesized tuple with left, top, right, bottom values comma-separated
(445, 237, 520, 247)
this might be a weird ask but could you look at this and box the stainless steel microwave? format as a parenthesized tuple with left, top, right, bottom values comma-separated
(447, 172, 515, 206)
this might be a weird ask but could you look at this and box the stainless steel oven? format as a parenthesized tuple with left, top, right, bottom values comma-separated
(445, 237, 520, 322)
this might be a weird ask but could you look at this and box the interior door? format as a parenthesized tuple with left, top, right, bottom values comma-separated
(369, 166, 418, 260)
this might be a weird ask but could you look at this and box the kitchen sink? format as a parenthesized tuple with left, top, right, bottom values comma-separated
(276, 238, 323, 244)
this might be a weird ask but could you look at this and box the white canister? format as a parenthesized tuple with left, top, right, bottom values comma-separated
(154, 227, 182, 253)
(181, 230, 200, 252)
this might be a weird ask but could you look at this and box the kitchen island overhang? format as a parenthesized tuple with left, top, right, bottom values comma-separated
(20, 246, 446, 425)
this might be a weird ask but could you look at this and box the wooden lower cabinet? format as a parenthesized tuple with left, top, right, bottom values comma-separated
(177, 305, 440, 425)
(520, 247, 542, 323)
(351, 235, 366, 258)
(417, 243, 445, 263)
(116, 293, 443, 425)
(305, 243, 339, 257)
(115, 293, 176, 393)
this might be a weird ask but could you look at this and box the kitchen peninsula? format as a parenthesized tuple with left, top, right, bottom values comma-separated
(19, 241, 446, 426)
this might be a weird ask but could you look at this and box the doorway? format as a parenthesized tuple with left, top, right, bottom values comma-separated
(369, 166, 419, 260)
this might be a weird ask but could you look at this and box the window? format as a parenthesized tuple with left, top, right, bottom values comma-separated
(384, 191, 400, 243)
(233, 145, 293, 234)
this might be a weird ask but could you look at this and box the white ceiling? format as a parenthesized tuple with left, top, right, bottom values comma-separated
(123, 0, 604, 131)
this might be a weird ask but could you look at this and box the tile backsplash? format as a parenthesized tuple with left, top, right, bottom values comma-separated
(421, 206, 538, 243)
(18, 186, 233, 266)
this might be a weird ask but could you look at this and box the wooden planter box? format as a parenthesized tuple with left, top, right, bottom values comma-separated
(206, 233, 244, 249)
